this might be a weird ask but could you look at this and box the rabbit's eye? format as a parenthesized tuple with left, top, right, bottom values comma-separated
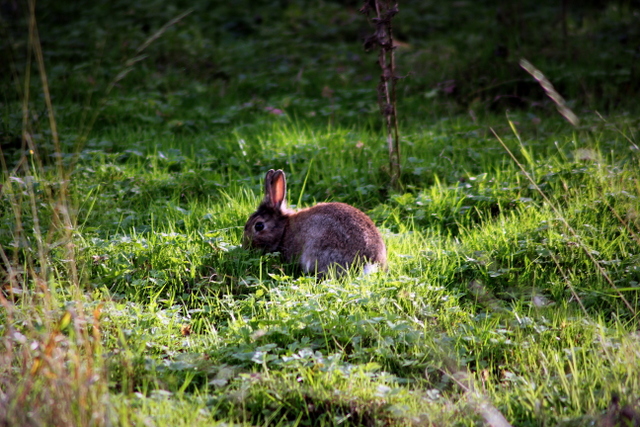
(254, 222, 265, 231)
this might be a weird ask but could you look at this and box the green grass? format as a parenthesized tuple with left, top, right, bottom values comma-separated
(2, 1, 640, 426)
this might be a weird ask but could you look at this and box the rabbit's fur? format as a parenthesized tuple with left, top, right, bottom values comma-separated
(243, 169, 387, 276)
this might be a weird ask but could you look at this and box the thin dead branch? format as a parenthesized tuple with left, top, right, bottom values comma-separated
(361, 0, 402, 190)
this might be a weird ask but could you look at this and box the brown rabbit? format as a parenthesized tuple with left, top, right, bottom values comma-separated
(243, 169, 387, 276)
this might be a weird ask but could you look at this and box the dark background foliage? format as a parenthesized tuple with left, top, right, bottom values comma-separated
(2, 0, 639, 126)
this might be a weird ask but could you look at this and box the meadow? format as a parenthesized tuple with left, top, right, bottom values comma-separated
(1, 1, 640, 426)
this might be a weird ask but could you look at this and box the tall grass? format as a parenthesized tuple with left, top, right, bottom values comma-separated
(0, 2, 191, 425)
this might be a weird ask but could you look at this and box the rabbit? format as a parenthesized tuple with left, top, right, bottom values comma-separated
(243, 169, 387, 277)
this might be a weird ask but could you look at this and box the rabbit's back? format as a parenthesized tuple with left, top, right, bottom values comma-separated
(282, 202, 386, 274)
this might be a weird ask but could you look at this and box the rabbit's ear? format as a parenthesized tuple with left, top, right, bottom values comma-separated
(268, 170, 287, 209)
(263, 169, 276, 197)
(263, 169, 286, 210)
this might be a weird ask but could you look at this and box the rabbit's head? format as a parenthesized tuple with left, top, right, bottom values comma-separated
(243, 169, 290, 253)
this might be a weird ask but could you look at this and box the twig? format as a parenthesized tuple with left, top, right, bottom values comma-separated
(519, 59, 579, 127)
(361, 0, 402, 190)
(439, 365, 513, 427)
